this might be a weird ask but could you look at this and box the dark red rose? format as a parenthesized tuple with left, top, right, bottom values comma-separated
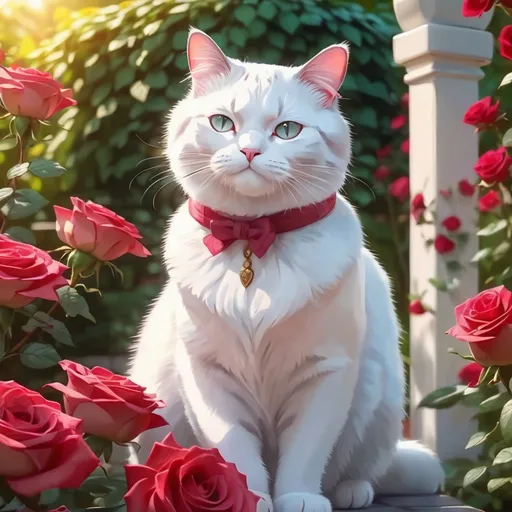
(374, 165, 391, 180)
(401, 92, 409, 109)
(389, 176, 410, 202)
(409, 299, 426, 315)
(442, 216, 462, 232)
(499, 25, 512, 61)
(400, 139, 410, 154)
(458, 179, 476, 197)
(479, 190, 501, 212)
(463, 97, 500, 128)
(474, 148, 512, 183)
(434, 235, 455, 255)
(461, 0, 494, 17)
(124, 433, 260, 512)
(447, 286, 512, 366)
(391, 114, 407, 130)
(411, 193, 426, 222)
(376, 145, 392, 159)
(458, 362, 484, 387)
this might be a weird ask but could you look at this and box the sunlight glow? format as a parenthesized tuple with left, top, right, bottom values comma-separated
(0, 0, 44, 9)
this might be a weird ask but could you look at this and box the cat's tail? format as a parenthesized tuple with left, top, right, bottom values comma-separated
(374, 440, 445, 495)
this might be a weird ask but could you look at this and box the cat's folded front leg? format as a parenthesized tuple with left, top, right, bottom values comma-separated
(177, 343, 273, 511)
(274, 359, 359, 512)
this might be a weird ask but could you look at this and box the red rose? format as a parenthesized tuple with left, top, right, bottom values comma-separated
(400, 139, 410, 154)
(54, 197, 150, 262)
(458, 362, 484, 387)
(409, 299, 426, 315)
(440, 188, 453, 199)
(474, 148, 512, 183)
(411, 193, 426, 222)
(0, 234, 68, 309)
(376, 145, 392, 159)
(374, 165, 391, 180)
(447, 286, 512, 366)
(47, 360, 167, 443)
(463, 97, 500, 128)
(442, 216, 462, 232)
(499, 25, 512, 61)
(124, 433, 260, 512)
(0, 66, 76, 120)
(458, 179, 476, 197)
(434, 235, 455, 254)
(391, 114, 407, 130)
(461, 0, 494, 17)
(401, 92, 409, 109)
(479, 190, 501, 212)
(0, 50, 4, 65)
(389, 176, 410, 202)
(0, 381, 99, 497)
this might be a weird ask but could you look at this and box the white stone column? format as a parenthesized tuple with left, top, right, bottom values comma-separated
(393, 0, 494, 459)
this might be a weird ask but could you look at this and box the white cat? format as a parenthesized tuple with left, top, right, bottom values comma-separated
(129, 28, 444, 511)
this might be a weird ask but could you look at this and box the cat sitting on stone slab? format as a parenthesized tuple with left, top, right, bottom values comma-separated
(128, 28, 444, 511)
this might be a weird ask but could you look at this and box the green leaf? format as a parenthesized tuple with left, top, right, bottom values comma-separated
(463, 466, 487, 488)
(146, 71, 168, 89)
(1, 189, 49, 220)
(130, 81, 151, 103)
(494, 447, 512, 465)
(446, 260, 463, 273)
(234, 5, 257, 25)
(23, 312, 73, 347)
(257, 0, 278, 20)
(171, 30, 189, 51)
(471, 247, 492, 263)
(488, 478, 512, 493)
(428, 277, 448, 292)
(247, 19, 267, 38)
(418, 385, 466, 409)
(268, 31, 287, 50)
(466, 431, 490, 449)
(350, 187, 374, 207)
(342, 25, 362, 46)
(20, 342, 60, 369)
(115, 68, 136, 91)
(229, 27, 248, 47)
(500, 399, 512, 443)
(0, 187, 14, 204)
(57, 286, 96, 323)
(29, 159, 66, 178)
(500, 72, 512, 88)
(6, 163, 29, 180)
(480, 393, 510, 413)
(40, 488, 60, 506)
(478, 219, 507, 237)
(279, 12, 300, 34)
(97, 98, 118, 119)
(503, 128, 512, 147)
(91, 83, 112, 107)
(4, 226, 36, 245)
(300, 13, 323, 26)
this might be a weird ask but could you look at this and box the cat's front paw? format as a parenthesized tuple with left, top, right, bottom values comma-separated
(274, 492, 332, 512)
(331, 480, 374, 509)
(253, 491, 273, 512)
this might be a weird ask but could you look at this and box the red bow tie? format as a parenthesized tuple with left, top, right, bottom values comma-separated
(188, 195, 337, 258)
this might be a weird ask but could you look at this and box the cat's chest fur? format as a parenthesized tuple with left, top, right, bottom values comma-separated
(164, 196, 363, 351)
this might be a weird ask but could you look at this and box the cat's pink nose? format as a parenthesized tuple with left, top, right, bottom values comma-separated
(240, 148, 261, 162)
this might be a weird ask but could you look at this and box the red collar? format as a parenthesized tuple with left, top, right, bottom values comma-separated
(188, 194, 336, 258)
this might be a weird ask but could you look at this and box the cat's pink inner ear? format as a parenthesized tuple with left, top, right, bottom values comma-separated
(298, 45, 349, 108)
(187, 30, 231, 95)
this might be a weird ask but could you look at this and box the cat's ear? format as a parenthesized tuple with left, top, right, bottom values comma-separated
(297, 44, 349, 108)
(187, 28, 231, 96)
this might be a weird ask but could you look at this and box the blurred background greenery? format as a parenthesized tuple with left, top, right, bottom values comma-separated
(0, 0, 413, 361)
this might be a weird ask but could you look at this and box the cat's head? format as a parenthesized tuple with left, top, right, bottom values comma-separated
(166, 28, 351, 216)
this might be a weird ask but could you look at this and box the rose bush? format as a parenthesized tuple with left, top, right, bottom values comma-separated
(47, 360, 167, 444)
(0, 381, 99, 496)
(0, 66, 76, 120)
(0, 234, 68, 308)
(124, 434, 259, 512)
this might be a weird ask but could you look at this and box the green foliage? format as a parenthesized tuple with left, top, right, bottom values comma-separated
(25, 0, 403, 354)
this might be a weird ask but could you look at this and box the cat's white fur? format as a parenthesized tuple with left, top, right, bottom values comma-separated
(129, 29, 444, 511)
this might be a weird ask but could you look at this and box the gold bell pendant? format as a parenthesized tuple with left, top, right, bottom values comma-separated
(239, 245, 254, 288)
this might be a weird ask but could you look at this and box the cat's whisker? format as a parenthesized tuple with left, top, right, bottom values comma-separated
(141, 175, 171, 203)
(345, 171, 376, 200)
(152, 181, 172, 210)
(291, 168, 332, 186)
(137, 155, 165, 168)
(129, 163, 168, 190)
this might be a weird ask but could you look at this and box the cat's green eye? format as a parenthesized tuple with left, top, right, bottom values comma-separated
(274, 121, 303, 140)
(209, 114, 235, 133)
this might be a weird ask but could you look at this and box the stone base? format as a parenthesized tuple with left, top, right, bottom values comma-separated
(337, 495, 480, 511)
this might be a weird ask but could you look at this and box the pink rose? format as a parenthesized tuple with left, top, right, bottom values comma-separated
(0, 381, 99, 497)
(0, 234, 68, 309)
(0, 66, 76, 120)
(54, 197, 150, 261)
(47, 360, 168, 443)
(124, 433, 260, 512)
(391, 114, 407, 130)
(447, 286, 512, 366)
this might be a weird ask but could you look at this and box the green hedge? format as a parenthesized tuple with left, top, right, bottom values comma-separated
(26, 0, 403, 353)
